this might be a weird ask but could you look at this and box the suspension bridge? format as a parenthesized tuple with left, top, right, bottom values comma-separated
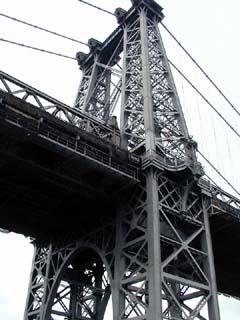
(0, 0, 240, 319)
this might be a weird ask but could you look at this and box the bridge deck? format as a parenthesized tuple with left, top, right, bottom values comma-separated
(0, 79, 240, 299)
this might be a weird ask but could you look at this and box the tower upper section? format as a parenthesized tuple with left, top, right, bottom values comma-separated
(74, 0, 201, 175)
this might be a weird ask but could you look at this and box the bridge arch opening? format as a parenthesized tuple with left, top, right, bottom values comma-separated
(45, 245, 112, 320)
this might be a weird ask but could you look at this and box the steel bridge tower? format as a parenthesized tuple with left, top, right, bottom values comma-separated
(24, 0, 221, 319)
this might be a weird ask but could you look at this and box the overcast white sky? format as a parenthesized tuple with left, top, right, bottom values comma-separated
(0, 0, 240, 319)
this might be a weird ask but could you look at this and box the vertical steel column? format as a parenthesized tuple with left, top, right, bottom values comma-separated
(24, 243, 54, 319)
(146, 168, 162, 319)
(112, 207, 126, 320)
(120, 25, 130, 150)
(139, 9, 156, 154)
(202, 197, 221, 320)
(103, 69, 112, 122)
(74, 46, 114, 122)
(73, 64, 93, 109)
(24, 245, 38, 320)
(69, 284, 79, 319)
(81, 59, 100, 112)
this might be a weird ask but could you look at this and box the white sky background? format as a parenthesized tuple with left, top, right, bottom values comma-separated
(0, 0, 240, 319)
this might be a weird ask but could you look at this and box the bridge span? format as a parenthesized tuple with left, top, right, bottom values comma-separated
(0, 70, 240, 302)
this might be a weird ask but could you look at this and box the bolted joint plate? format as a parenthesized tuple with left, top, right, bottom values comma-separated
(115, 0, 164, 26)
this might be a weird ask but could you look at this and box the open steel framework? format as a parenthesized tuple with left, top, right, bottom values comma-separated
(17, 0, 240, 319)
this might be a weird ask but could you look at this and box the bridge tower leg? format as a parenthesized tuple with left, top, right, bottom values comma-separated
(112, 1, 221, 319)
(24, 0, 221, 319)
(73, 38, 119, 123)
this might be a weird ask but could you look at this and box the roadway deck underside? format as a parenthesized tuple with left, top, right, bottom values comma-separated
(0, 91, 139, 240)
(210, 213, 240, 298)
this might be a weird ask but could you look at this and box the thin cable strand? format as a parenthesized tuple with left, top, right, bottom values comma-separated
(0, 38, 76, 60)
(198, 149, 240, 197)
(204, 173, 220, 188)
(169, 59, 240, 139)
(77, 0, 115, 16)
(160, 22, 240, 117)
(0, 12, 89, 47)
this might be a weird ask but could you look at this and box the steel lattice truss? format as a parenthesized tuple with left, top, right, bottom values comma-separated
(71, 2, 207, 175)
(21, 0, 239, 319)
(0, 70, 120, 142)
(74, 63, 112, 121)
(119, 7, 194, 169)
(74, 39, 123, 123)
(24, 173, 218, 320)
(120, 18, 145, 150)
(111, 172, 218, 320)
(72, 3, 198, 170)
(25, 210, 116, 319)
(147, 20, 188, 162)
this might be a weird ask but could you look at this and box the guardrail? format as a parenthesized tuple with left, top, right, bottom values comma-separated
(199, 178, 240, 219)
(0, 99, 140, 181)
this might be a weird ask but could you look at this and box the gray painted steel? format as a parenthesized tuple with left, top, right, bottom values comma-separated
(22, 0, 235, 318)
(0, 0, 239, 319)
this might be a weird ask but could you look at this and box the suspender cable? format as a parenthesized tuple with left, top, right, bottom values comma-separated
(169, 59, 240, 139)
(160, 22, 240, 118)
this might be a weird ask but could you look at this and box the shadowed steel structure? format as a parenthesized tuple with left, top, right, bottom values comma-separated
(0, 0, 239, 319)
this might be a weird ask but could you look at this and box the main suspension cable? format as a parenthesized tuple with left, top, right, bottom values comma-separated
(0, 38, 77, 60)
(77, 0, 115, 17)
(0, 12, 89, 47)
(160, 22, 240, 118)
